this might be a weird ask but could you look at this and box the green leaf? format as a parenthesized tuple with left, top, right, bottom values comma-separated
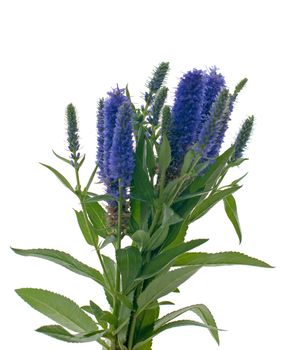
(146, 139, 156, 178)
(99, 311, 116, 325)
(189, 186, 241, 223)
(174, 251, 273, 268)
(162, 204, 183, 226)
(82, 301, 107, 329)
(16, 288, 98, 332)
(141, 239, 209, 279)
(116, 246, 142, 292)
(133, 319, 221, 350)
(224, 194, 242, 243)
(84, 194, 115, 203)
(36, 325, 105, 343)
(154, 304, 220, 344)
(102, 255, 116, 306)
(158, 135, 171, 174)
(100, 235, 116, 249)
(86, 202, 110, 238)
(189, 146, 234, 193)
(132, 230, 150, 249)
(52, 150, 72, 165)
(74, 209, 98, 246)
(11, 248, 105, 286)
(117, 291, 135, 346)
(137, 266, 200, 315)
(145, 225, 169, 251)
(132, 155, 154, 203)
(181, 149, 195, 175)
(134, 306, 159, 350)
(40, 163, 74, 192)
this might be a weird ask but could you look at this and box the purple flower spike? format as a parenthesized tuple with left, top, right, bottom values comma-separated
(109, 101, 135, 192)
(103, 87, 128, 181)
(169, 69, 207, 165)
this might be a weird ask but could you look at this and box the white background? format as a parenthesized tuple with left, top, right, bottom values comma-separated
(1, 0, 286, 349)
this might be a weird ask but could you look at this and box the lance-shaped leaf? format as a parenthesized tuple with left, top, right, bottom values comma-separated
(155, 304, 220, 344)
(224, 194, 242, 243)
(133, 319, 221, 350)
(174, 251, 273, 268)
(116, 246, 142, 292)
(11, 248, 105, 286)
(189, 146, 234, 193)
(189, 186, 241, 223)
(85, 202, 110, 238)
(136, 266, 200, 315)
(74, 210, 98, 246)
(36, 325, 105, 343)
(40, 163, 74, 193)
(16, 289, 98, 332)
(141, 239, 208, 279)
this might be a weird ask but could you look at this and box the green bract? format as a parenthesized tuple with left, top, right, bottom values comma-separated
(13, 63, 272, 350)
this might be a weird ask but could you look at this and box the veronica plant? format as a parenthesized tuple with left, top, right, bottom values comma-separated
(13, 63, 272, 350)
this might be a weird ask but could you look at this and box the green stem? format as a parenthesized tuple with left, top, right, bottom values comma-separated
(113, 182, 123, 347)
(73, 161, 114, 294)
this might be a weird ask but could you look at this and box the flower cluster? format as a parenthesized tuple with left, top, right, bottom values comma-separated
(97, 87, 135, 206)
(167, 68, 232, 176)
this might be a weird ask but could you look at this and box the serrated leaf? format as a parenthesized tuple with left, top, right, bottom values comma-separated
(83, 301, 107, 329)
(40, 163, 74, 192)
(86, 202, 109, 238)
(102, 255, 116, 306)
(224, 194, 242, 243)
(174, 251, 273, 268)
(133, 319, 221, 350)
(16, 288, 97, 332)
(116, 246, 142, 292)
(189, 186, 241, 223)
(155, 304, 220, 344)
(132, 230, 150, 249)
(74, 210, 98, 246)
(141, 239, 209, 279)
(11, 248, 105, 286)
(145, 225, 169, 251)
(137, 266, 200, 315)
(36, 325, 105, 343)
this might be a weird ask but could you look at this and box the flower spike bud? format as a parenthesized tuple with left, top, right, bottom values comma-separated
(233, 78, 248, 98)
(149, 87, 168, 126)
(161, 105, 171, 137)
(199, 67, 226, 131)
(147, 62, 170, 94)
(96, 98, 105, 180)
(66, 103, 80, 166)
(231, 115, 255, 161)
(198, 89, 231, 158)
